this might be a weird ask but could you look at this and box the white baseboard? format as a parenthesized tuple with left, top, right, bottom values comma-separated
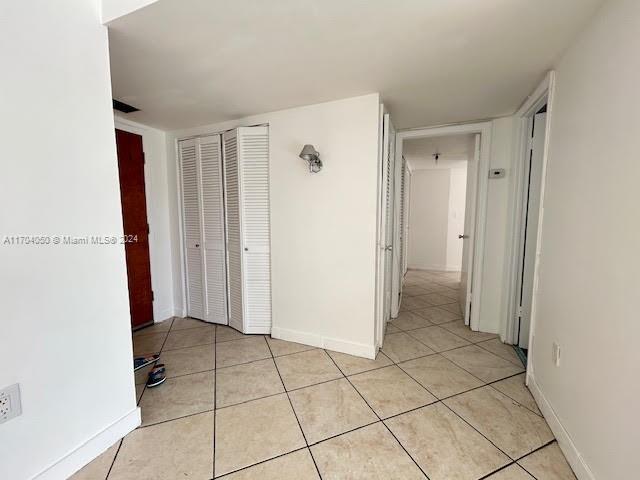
(408, 264, 461, 272)
(34, 407, 141, 480)
(527, 372, 595, 480)
(271, 326, 377, 360)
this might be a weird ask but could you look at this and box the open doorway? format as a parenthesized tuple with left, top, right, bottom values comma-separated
(505, 72, 555, 365)
(513, 104, 548, 360)
(403, 134, 473, 276)
(114, 128, 154, 331)
(393, 122, 492, 332)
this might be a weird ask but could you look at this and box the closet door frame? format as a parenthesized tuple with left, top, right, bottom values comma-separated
(177, 134, 228, 324)
(178, 127, 271, 333)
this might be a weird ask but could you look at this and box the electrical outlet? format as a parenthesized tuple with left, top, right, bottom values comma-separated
(0, 383, 22, 424)
(552, 342, 561, 367)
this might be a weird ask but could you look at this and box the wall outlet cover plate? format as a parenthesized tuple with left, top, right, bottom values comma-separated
(0, 383, 22, 424)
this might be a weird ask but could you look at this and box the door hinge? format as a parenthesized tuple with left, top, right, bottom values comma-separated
(151, 290, 155, 302)
(142, 152, 146, 164)
(147, 223, 150, 234)
(517, 305, 523, 318)
(527, 136, 534, 151)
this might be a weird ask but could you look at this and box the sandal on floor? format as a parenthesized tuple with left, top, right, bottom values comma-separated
(134, 354, 160, 371)
(146, 364, 166, 388)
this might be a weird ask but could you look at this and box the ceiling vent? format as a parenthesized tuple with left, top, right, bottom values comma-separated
(112, 99, 139, 113)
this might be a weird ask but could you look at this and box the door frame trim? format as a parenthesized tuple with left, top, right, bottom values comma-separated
(396, 120, 492, 331)
(505, 71, 556, 358)
(374, 105, 389, 348)
(114, 117, 161, 323)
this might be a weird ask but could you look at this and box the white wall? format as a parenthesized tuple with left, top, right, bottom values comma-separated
(167, 94, 381, 357)
(114, 117, 175, 322)
(478, 116, 517, 334)
(529, 1, 640, 478)
(408, 168, 466, 271)
(0, 1, 139, 479)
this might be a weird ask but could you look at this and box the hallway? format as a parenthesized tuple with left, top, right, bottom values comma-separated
(73, 271, 575, 480)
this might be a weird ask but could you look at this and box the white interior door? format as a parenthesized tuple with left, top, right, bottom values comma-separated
(518, 111, 547, 348)
(199, 135, 228, 324)
(179, 138, 205, 319)
(390, 136, 402, 317)
(375, 106, 386, 346)
(223, 130, 244, 332)
(395, 157, 407, 303)
(382, 115, 396, 323)
(403, 166, 411, 275)
(237, 126, 271, 334)
(459, 134, 480, 325)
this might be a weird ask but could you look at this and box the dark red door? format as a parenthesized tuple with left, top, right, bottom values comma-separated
(115, 129, 154, 330)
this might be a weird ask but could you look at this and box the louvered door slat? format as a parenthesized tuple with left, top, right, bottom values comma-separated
(199, 135, 227, 324)
(223, 131, 244, 332)
(179, 139, 204, 319)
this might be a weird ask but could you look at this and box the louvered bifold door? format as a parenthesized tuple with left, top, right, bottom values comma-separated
(179, 139, 205, 319)
(199, 135, 228, 324)
(238, 126, 271, 334)
(398, 157, 406, 289)
(222, 130, 244, 332)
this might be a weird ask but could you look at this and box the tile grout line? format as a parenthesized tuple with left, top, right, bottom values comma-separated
(306, 418, 382, 446)
(515, 438, 556, 462)
(107, 317, 176, 478)
(440, 399, 525, 465)
(476, 461, 519, 480)
(213, 446, 312, 479)
(514, 440, 558, 480)
(324, 350, 432, 480)
(134, 315, 547, 479)
(137, 408, 216, 430)
(264, 337, 325, 480)
(433, 345, 524, 385)
(474, 340, 526, 368)
(206, 348, 526, 416)
(103, 439, 123, 480)
(474, 440, 559, 480)
(202, 324, 544, 475)
(386, 340, 521, 391)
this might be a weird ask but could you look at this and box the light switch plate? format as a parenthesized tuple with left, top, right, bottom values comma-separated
(552, 343, 561, 367)
(489, 168, 506, 178)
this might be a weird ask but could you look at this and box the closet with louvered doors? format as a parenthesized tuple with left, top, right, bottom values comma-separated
(178, 135, 228, 324)
(222, 126, 272, 334)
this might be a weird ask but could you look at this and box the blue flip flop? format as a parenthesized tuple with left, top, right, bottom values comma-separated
(146, 364, 166, 388)
(134, 354, 160, 371)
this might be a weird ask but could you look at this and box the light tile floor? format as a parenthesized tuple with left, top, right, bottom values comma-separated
(71, 270, 577, 480)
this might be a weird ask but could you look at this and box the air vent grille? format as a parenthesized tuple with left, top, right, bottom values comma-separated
(113, 99, 139, 113)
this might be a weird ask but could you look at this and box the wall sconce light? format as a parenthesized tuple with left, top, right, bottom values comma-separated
(299, 144, 322, 173)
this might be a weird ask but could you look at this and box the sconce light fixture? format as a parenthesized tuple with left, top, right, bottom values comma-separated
(299, 144, 322, 173)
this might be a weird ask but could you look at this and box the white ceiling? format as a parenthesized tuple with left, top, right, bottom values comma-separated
(108, 0, 603, 131)
(403, 134, 473, 170)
